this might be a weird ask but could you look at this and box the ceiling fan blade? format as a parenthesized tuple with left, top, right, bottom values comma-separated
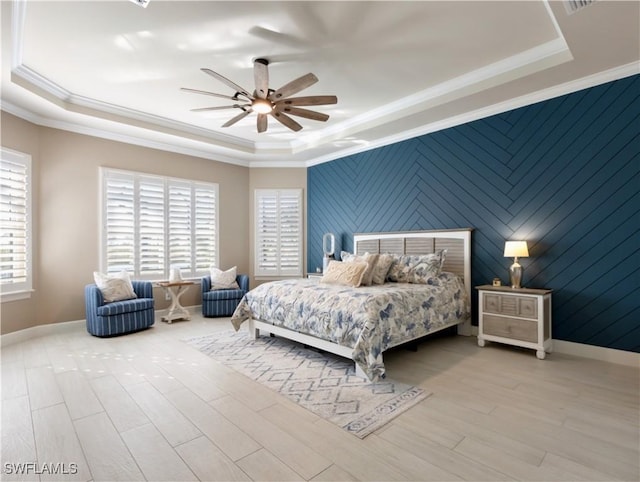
(269, 73, 318, 101)
(201, 68, 251, 98)
(275, 95, 338, 107)
(248, 26, 310, 49)
(253, 58, 269, 99)
(190, 104, 249, 112)
(276, 106, 329, 122)
(257, 113, 268, 133)
(222, 109, 252, 128)
(270, 111, 303, 132)
(180, 88, 240, 101)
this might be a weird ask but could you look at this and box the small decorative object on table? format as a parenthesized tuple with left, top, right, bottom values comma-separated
(492, 277, 501, 287)
(322, 232, 336, 272)
(156, 280, 195, 323)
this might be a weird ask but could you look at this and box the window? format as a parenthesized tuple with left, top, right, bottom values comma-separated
(0, 148, 33, 301)
(255, 189, 303, 277)
(101, 168, 218, 280)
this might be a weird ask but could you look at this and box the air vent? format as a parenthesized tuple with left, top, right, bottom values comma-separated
(564, 0, 596, 15)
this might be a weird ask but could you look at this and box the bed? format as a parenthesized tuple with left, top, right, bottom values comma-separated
(231, 229, 473, 380)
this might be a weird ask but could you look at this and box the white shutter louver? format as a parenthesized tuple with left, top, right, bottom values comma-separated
(0, 150, 32, 295)
(255, 189, 302, 277)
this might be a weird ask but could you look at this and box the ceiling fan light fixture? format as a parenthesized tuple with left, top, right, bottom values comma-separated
(252, 98, 273, 114)
(182, 58, 337, 133)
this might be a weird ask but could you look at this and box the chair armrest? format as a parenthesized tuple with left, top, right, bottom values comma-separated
(236, 274, 249, 292)
(85, 284, 105, 307)
(85, 284, 103, 324)
(132, 281, 153, 299)
(202, 276, 212, 292)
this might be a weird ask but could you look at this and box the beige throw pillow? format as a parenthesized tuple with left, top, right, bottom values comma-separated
(320, 260, 368, 287)
(93, 271, 137, 303)
(210, 266, 240, 290)
(340, 251, 380, 286)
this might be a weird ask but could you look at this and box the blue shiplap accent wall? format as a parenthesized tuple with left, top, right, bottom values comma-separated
(308, 74, 639, 352)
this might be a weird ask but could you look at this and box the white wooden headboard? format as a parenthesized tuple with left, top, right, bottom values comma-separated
(354, 229, 473, 333)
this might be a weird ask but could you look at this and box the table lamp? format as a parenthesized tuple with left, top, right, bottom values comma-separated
(504, 241, 529, 289)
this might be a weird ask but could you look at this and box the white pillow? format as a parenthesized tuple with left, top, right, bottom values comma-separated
(210, 266, 240, 290)
(340, 251, 379, 286)
(93, 271, 137, 303)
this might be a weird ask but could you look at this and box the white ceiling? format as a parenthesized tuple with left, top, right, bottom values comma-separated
(2, 1, 638, 167)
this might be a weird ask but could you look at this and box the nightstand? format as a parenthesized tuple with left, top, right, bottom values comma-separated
(476, 285, 552, 359)
(307, 273, 323, 281)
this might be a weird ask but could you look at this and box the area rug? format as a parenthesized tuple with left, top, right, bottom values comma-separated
(184, 330, 429, 438)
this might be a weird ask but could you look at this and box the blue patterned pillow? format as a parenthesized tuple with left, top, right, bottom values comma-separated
(387, 250, 447, 283)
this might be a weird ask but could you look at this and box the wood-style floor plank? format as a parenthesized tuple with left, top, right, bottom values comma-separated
(89, 375, 150, 433)
(174, 436, 251, 482)
(1, 396, 39, 482)
(164, 388, 261, 462)
(211, 395, 332, 479)
(73, 412, 144, 481)
(124, 381, 202, 447)
(31, 404, 91, 481)
(235, 448, 303, 482)
(120, 423, 198, 481)
(55, 371, 103, 420)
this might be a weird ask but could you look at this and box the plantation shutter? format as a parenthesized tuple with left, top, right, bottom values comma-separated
(168, 183, 192, 274)
(104, 173, 135, 274)
(138, 177, 165, 277)
(0, 149, 32, 295)
(101, 168, 218, 279)
(194, 184, 217, 272)
(255, 189, 302, 277)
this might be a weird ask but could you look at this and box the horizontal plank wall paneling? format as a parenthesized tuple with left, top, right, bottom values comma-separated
(308, 74, 639, 353)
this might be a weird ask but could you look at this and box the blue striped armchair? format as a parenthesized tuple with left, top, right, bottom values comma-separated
(85, 281, 155, 337)
(202, 274, 249, 317)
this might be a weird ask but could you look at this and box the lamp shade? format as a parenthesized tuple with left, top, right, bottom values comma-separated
(504, 241, 529, 258)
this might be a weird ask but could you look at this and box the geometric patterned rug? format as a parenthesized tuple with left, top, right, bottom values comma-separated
(184, 330, 429, 438)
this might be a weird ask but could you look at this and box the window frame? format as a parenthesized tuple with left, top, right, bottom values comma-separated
(100, 167, 219, 281)
(254, 188, 303, 279)
(0, 147, 33, 302)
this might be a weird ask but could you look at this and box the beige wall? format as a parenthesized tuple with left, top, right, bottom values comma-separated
(249, 167, 307, 288)
(1, 111, 250, 335)
(1, 113, 41, 334)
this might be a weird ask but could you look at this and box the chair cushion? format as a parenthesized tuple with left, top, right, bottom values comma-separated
(97, 298, 154, 316)
(203, 288, 245, 301)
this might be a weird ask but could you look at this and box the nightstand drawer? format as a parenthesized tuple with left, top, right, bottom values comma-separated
(483, 293, 538, 320)
(483, 314, 538, 343)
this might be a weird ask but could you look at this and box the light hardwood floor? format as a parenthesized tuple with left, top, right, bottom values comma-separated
(1, 314, 638, 481)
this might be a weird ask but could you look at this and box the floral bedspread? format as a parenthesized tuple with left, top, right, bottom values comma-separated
(230, 272, 469, 381)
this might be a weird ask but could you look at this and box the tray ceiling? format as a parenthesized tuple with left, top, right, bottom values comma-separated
(2, 1, 638, 166)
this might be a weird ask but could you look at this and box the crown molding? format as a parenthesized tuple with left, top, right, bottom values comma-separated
(304, 61, 640, 168)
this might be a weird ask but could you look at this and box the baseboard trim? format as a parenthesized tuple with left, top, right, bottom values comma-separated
(552, 339, 639, 368)
(0, 305, 203, 347)
(1, 319, 85, 347)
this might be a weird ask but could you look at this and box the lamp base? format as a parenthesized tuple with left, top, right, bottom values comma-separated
(509, 261, 523, 289)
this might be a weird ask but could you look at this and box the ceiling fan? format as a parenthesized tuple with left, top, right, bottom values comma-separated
(181, 58, 337, 133)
